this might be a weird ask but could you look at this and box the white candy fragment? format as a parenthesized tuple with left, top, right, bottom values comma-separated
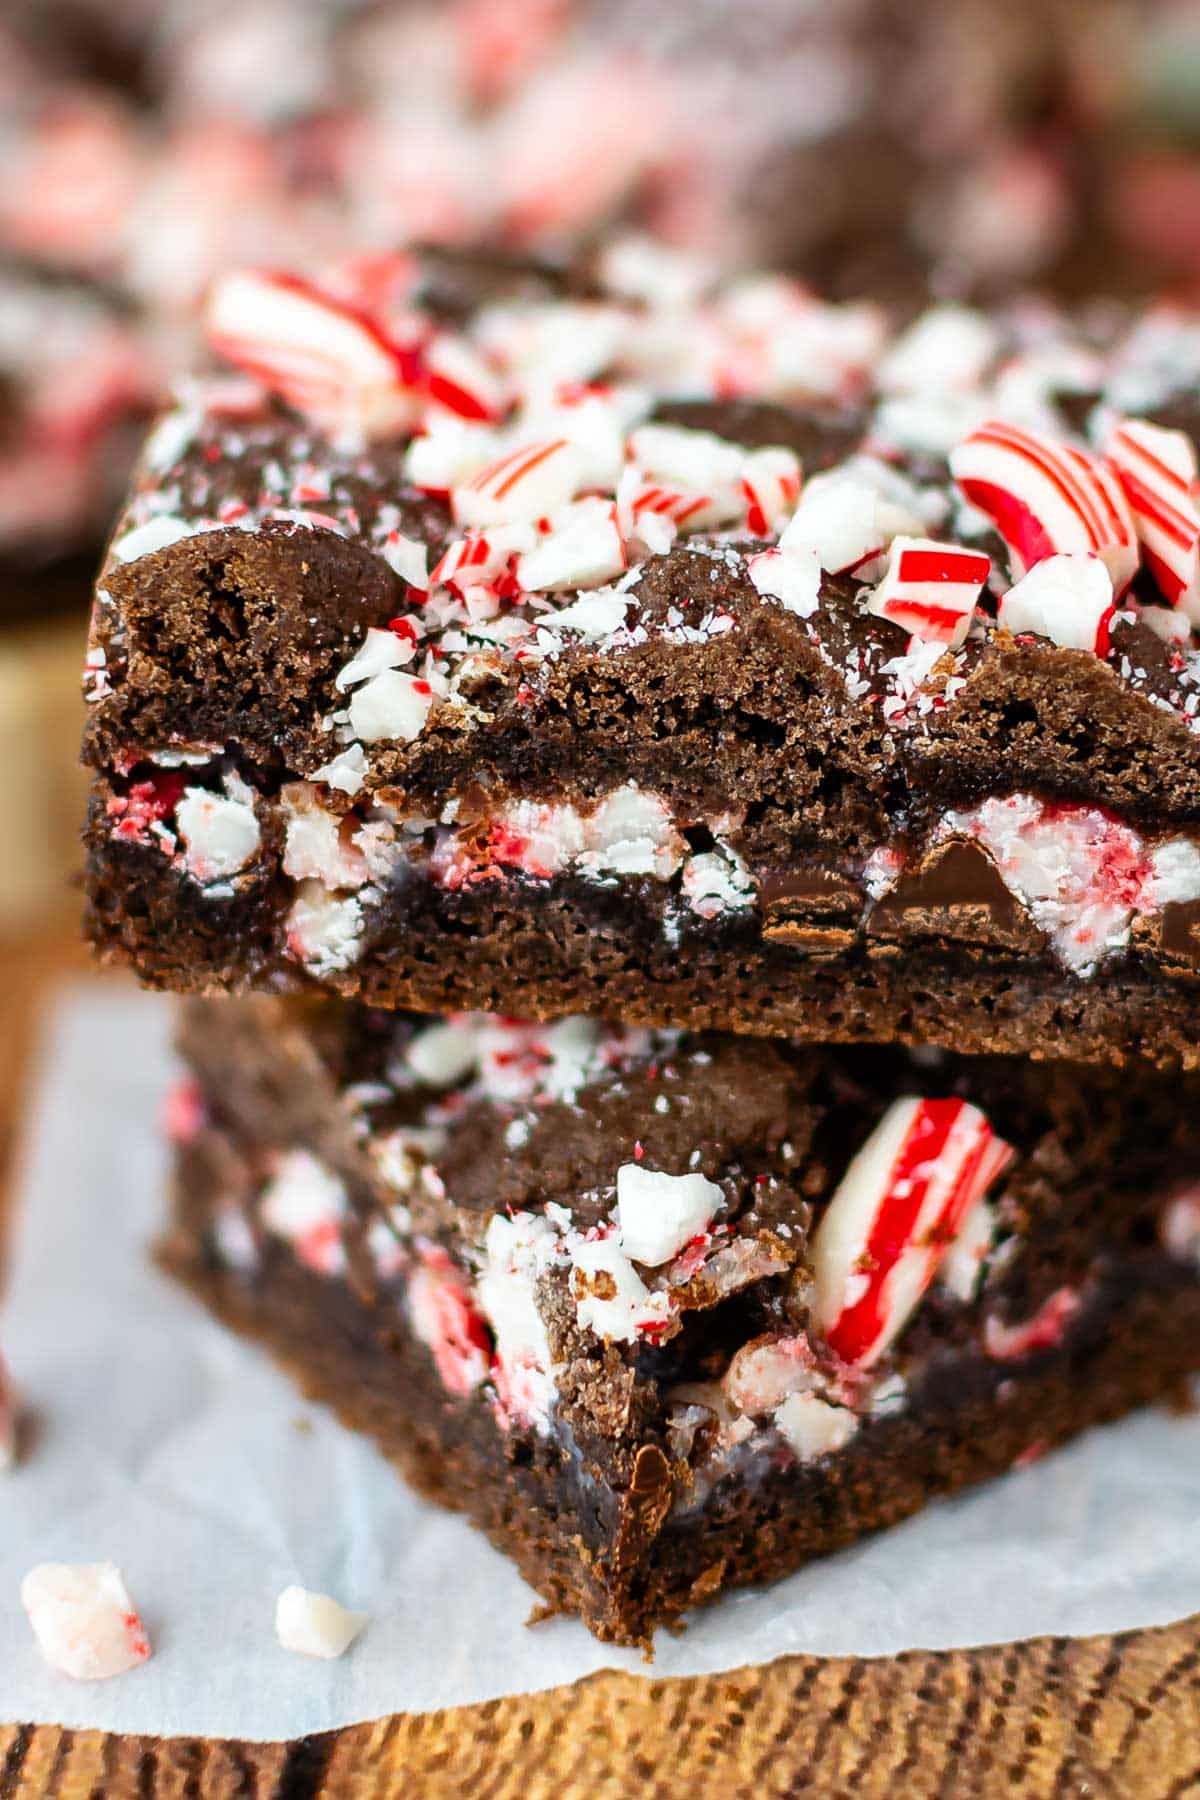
(811, 1097, 1013, 1368)
(866, 537, 989, 647)
(773, 1391, 859, 1461)
(335, 627, 414, 690)
(779, 463, 923, 576)
(21, 1563, 151, 1681)
(207, 268, 418, 440)
(938, 1197, 997, 1302)
(616, 1165, 722, 1265)
(348, 669, 437, 743)
(260, 1149, 348, 1275)
(996, 553, 1115, 654)
(476, 1211, 560, 1431)
(309, 742, 368, 795)
(578, 785, 685, 880)
(275, 1586, 367, 1660)
(175, 784, 261, 886)
(406, 1018, 482, 1087)
(515, 498, 626, 592)
(746, 545, 821, 618)
(286, 881, 365, 975)
(878, 305, 999, 394)
(680, 848, 756, 919)
(547, 586, 631, 640)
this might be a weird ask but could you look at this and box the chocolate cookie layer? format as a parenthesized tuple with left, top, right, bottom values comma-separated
(82, 256, 1200, 1060)
(165, 996, 1200, 1643)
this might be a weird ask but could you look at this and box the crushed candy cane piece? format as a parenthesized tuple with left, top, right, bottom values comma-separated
(1106, 418, 1200, 619)
(747, 545, 822, 617)
(866, 537, 989, 646)
(515, 498, 626, 592)
(275, 1585, 367, 1659)
(616, 1164, 722, 1266)
(950, 419, 1139, 594)
(984, 1287, 1080, 1361)
(779, 465, 923, 575)
(21, 1563, 151, 1681)
(996, 553, 1115, 655)
(453, 437, 583, 527)
(206, 269, 420, 441)
(812, 1097, 1014, 1368)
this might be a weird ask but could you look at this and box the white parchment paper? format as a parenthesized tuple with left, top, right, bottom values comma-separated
(1, 983, 1199, 1738)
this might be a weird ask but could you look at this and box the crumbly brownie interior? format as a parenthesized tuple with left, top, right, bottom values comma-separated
(164, 997, 1200, 1643)
(167, 1124, 1200, 1646)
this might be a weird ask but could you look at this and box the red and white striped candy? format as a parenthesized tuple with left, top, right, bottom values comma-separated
(996, 553, 1115, 655)
(423, 332, 507, 425)
(811, 1096, 1014, 1369)
(431, 524, 533, 596)
(950, 419, 1139, 594)
(1105, 418, 1200, 619)
(739, 448, 802, 537)
(452, 437, 583, 527)
(617, 473, 714, 553)
(866, 537, 990, 647)
(206, 269, 423, 440)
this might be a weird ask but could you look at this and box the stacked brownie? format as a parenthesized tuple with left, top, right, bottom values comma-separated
(82, 243, 1200, 1645)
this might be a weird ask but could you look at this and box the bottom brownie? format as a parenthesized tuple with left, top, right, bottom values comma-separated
(165, 999, 1200, 1646)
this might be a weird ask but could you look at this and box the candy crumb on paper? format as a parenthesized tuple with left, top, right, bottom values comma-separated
(275, 1585, 368, 1659)
(21, 1563, 151, 1681)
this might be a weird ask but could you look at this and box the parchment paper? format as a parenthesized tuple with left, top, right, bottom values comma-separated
(1, 984, 1199, 1739)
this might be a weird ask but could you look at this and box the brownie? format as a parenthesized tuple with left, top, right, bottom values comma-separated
(165, 995, 1200, 1645)
(0, 261, 155, 613)
(82, 254, 1200, 1062)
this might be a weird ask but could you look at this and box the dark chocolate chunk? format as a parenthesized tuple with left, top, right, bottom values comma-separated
(866, 838, 1046, 954)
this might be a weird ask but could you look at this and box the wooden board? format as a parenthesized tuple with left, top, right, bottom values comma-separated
(2, 1620, 1200, 1797)
(1, 934, 1198, 1796)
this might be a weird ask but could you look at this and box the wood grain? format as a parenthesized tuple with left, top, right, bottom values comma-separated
(1, 934, 1198, 1796)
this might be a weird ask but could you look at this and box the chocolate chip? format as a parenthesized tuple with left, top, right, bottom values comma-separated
(867, 838, 1045, 953)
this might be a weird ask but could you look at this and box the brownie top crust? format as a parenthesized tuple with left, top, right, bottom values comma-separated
(83, 244, 1200, 844)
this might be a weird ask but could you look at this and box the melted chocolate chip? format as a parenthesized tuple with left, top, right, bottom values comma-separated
(759, 865, 865, 953)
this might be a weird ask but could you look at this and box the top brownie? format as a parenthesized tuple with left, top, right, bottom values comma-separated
(82, 242, 1200, 1063)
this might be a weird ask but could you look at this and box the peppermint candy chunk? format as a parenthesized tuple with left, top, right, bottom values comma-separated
(452, 437, 583, 526)
(516, 498, 626, 592)
(260, 1150, 347, 1276)
(778, 465, 924, 576)
(206, 270, 420, 440)
(747, 545, 821, 618)
(996, 553, 1115, 655)
(866, 537, 989, 646)
(349, 668, 440, 744)
(616, 1165, 722, 1266)
(275, 1586, 367, 1660)
(739, 447, 802, 537)
(423, 332, 507, 424)
(950, 419, 1139, 594)
(407, 1249, 491, 1396)
(811, 1097, 1014, 1368)
(22, 1563, 151, 1681)
(1105, 418, 1200, 619)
